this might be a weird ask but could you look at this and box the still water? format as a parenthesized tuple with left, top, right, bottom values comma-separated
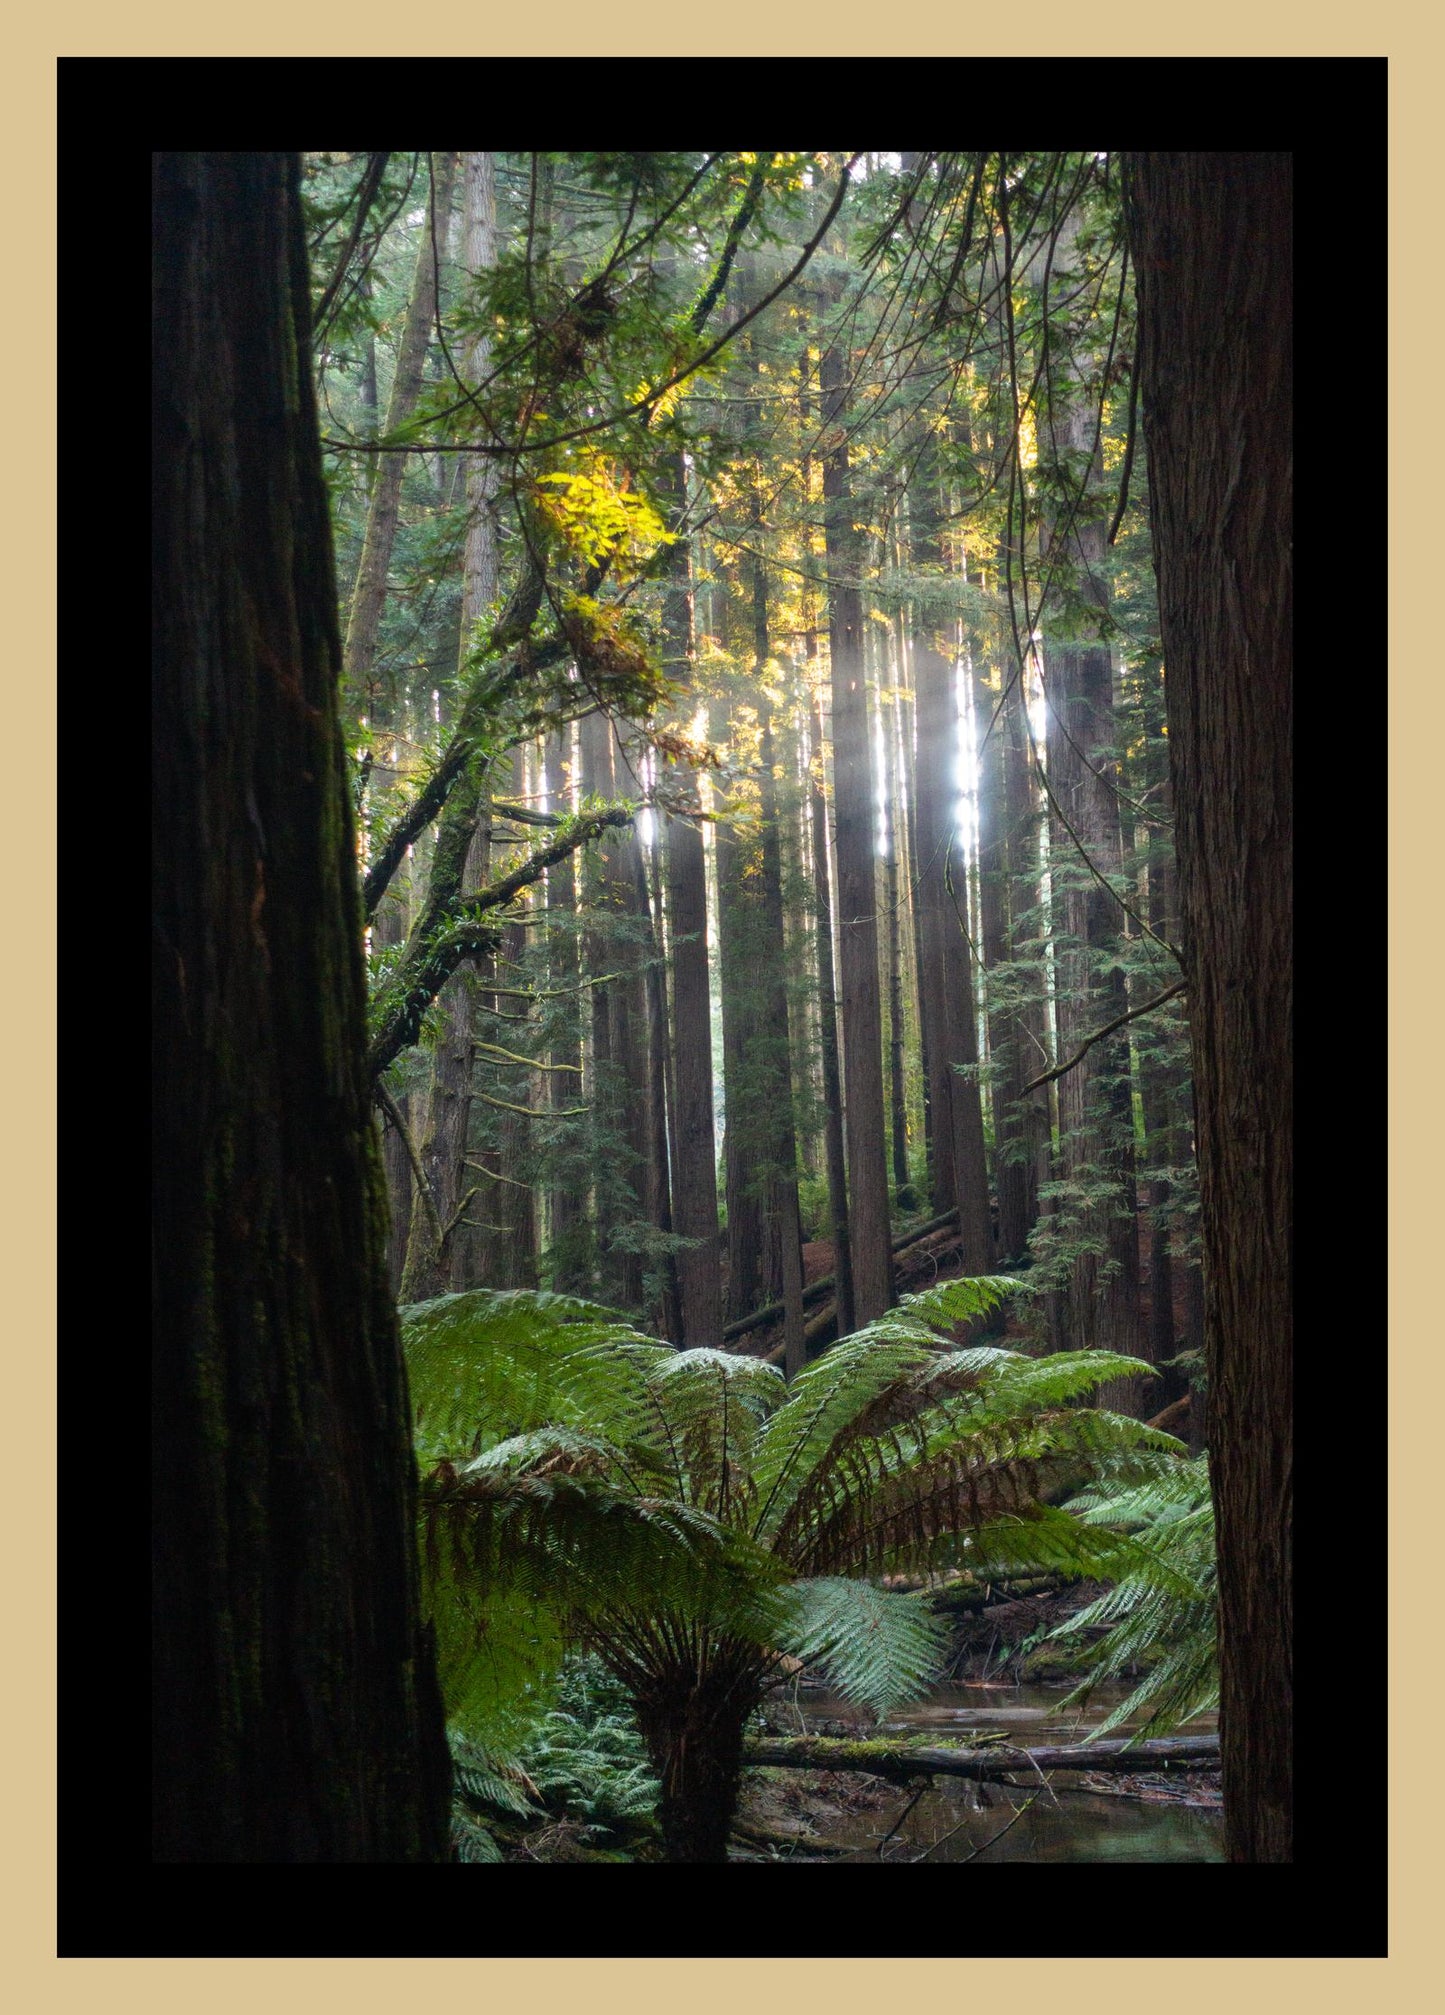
(782, 1682, 1223, 1863)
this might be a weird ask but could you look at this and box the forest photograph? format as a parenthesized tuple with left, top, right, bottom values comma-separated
(150, 143, 1307, 1913)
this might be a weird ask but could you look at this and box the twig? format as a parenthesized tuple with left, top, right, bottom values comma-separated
(875, 1779, 932, 1860)
(912, 1789, 1039, 1864)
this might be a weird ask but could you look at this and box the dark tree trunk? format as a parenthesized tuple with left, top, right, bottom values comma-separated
(633, 809, 681, 1339)
(757, 693, 806, 1379)
(821, 338, 893, 1322)
(998, 656, 1050, 1260)
(978, 656, 1042, 1263)
(478, 746, 539, 1291)
(631, 1655, 760, 1864)
(797, 363, 853, 1331)
(665, 799, 723, 1343)
(152, 151, 449, 1862)
(1127, 149, 1293, 1864)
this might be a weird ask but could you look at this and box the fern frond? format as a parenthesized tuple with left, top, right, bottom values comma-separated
(642, 1347, 786, 1518)
(1046, 1455, 1219, 1738)
(449, 1730, 540, 1815)
(893, 1273, 1031, 1334)
(451, 1809, 505, 1862)
(402, 1288, 643, 1462)
(781, 1576, 951, 1720)
(750, 1331, 942, 1546)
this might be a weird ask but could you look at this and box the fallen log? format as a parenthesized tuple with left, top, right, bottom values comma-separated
(723, 1209, 961, 1343)
(760, 1233, 969, 1367)
(741, 1733, 1219, 1783)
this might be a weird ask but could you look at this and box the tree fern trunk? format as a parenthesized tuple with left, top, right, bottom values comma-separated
(633, 1659, 758, 1864)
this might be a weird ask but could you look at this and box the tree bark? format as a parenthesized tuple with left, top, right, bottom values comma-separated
(609, 725, 655, 1313)
(758, 701, 807, 1380)
(152, 150, 449, 1861)
(997, 650, 1049, 1260)
(1126, 149, 1293, 1864)
(474, 745, 539, 1291)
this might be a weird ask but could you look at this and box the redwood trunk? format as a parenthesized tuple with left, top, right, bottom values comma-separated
(152, 150, 449, 1862)
(1127, 149, 1293, 1864)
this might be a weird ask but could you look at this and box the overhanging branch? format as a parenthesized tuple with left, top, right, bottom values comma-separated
(367, 803, 635, 1081)
(1022, 980, 1188, 1095)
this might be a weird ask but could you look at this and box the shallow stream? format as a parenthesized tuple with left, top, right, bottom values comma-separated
(775, 1681, 1223, 1862)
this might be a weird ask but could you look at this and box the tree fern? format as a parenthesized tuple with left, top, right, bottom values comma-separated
(398, 1283, 1186, 1859)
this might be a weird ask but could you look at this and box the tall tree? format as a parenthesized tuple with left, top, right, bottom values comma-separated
(343, 150, 458, 707)
(540, 724, 591, 1293)
(908, 433, 992, 1269)
(797, 356, 854, 1334)
(878, 625, 917, 1211)
(806, 683, 855, 1337)
(1032, 198, 1145, 1379)
(659, 518, 725, 1344)
(398, 150, 500, 1302)
(1126, 149, 1293, 1864)
(152, 150, 449, 1862)
(821, 330, 894, 1323)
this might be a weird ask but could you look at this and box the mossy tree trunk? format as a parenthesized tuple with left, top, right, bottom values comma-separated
(152, 151, 450, 1862)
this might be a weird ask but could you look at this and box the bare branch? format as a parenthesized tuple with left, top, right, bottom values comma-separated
(1021, 980, 1188, 1094)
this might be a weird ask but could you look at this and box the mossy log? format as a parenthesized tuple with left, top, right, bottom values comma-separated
(742, 1733, 1219, 1782)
